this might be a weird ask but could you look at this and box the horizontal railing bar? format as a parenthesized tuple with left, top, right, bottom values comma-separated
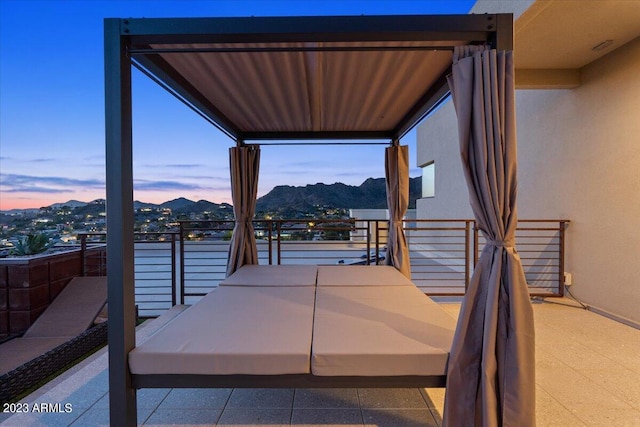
(517, 219, 571, 223)
(516, 227, 564, 231)
(79, 218, 568, 311)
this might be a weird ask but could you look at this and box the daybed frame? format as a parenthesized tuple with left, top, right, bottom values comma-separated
(104, 14, 513, 426)
(133, 374, 445, 389)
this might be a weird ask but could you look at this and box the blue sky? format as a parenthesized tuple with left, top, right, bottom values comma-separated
(0, 0, 474, 210)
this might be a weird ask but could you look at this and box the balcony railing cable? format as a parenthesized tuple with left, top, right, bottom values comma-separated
(78, 218, 569, 316)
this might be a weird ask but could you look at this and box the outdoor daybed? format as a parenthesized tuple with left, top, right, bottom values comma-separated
(106, 13, 536, 426)
(129, 265, 456, 388)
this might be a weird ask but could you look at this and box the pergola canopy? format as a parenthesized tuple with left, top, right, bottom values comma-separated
(121, 14, 512, 142)
(104, 14, 517, 427)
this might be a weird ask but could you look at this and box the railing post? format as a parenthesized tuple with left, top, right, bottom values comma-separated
(465, 221, 471, 291)
(375, 220, 381, 265)
(366, 220, 372, 265)
(179, 222, 185, 305)
(473, 221, 479, 268)
(80, 234, 87, 276)
(101, 235, 107, 276)
(558, 221, 566, 297)
(268, 220, 273, 265)
(375, 220, 380, 256)
(171, 233, 177, 306)
(276, 220, 282, 265)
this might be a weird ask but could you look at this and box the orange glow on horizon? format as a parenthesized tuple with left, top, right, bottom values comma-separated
(0, 196, 67, 211)
(0, 190, 234, 211)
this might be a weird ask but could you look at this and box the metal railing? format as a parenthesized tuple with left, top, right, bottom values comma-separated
(79, 232, 178, 317)
(474, 220, 569, 297)
(403, 220, 473, 295)
(78, 218, 569, 315)
(177, 219, 363, 303)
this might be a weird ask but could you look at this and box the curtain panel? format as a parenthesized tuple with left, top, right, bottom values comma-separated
(226, 145, 261, 277)
(384, 144, 411, 278)
(443, 46, 536, 427)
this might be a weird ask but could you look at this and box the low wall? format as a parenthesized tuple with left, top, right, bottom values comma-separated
(0, 247, 105, 338)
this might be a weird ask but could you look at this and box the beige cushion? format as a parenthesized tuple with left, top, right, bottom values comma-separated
(219, 264, 318, 286)
(129, 286, 315, 375)
(312, 285, 456, 376)
(317, 265, 415, 287)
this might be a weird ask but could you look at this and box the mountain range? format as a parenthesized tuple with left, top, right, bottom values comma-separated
(2, 177, 421, 214)
(255, 177, 421, 213)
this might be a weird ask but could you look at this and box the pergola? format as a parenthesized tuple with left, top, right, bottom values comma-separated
(105, 14, 534, 427)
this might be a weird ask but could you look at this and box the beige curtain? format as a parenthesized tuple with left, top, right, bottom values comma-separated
(443, 46, 536, 426)
(384, 144, 411, 278)
(226, 145, 260, 277)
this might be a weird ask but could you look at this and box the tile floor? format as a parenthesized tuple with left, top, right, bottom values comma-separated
(1, 298, 639, 426)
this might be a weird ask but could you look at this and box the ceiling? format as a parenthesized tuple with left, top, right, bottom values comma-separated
(470, 0, 640, 88)
(514, 0, 640, 70)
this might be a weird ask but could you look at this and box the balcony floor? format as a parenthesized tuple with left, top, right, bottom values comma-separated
(1, 298, 639, 426)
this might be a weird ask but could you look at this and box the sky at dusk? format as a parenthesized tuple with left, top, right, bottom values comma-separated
(0, 0, 474, 211)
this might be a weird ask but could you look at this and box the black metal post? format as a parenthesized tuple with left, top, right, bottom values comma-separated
(179, 222, 185, 304)
(80, 234, 87, 276)
(268, 220, 273, 265)
(493, 14, 514, 51)
(464, 220, 471, 291)
(276, 221, 282, 265)
(171, 233, 177, 306)
(105, 18, 137, 427)
(366, 220, 372, 265)
(473, 221, 479, 269)
(559, 221, 567, 297)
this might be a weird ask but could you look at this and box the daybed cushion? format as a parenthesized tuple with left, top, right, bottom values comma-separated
(129, 286, 315, 375)
(219, 264, 318, 286)
(312, 285, 456, 376)
(317, 265, 415, 287)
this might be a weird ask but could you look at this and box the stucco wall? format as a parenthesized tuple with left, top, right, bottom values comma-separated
(416, 37, 640, 324)
(416, 102, 472, 219)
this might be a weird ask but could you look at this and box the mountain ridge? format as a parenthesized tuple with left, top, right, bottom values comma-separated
(1, 177, 421, 214)
(255, 177, 421, 215)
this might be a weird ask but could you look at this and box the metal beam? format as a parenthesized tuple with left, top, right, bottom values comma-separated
(104, 18, 137, 427)
(123, 14, 499, 45)
(493, 13, 514, 51)
(129, 45, 457, 54)
(247, 141, 390, 146)
(241, 130, 392, 141)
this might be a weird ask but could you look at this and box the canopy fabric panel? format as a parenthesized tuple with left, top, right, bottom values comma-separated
(125, 14, 508, 141)
(443, 46, 535, 427)
(149, 42, 458, 136)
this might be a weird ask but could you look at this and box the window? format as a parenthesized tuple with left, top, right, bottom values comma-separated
(421, 162, 435, 198)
